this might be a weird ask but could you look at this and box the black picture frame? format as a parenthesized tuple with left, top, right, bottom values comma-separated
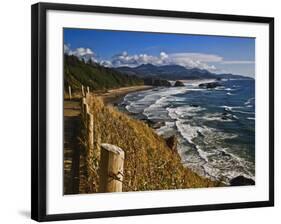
(31, 2, 274, 222)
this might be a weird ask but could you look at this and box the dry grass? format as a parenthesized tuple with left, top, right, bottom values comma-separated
(82, 95, 221, 193)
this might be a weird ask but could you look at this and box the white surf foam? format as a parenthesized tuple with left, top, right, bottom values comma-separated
(167, 105, 206, 120)
(247, 117, 255, 120)
(202, 113, 235, 122)
(175, 121, 203, 144)
(244, 97, 255, 105)
(226, 92, 235, 96)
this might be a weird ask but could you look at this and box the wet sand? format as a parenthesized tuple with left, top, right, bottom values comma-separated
(97, 85, 153, 105)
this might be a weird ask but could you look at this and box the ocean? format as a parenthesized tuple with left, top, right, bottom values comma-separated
(119, 79, 255, 184)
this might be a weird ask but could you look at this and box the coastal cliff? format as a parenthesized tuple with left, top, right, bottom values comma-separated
(83, 95, 221, 193)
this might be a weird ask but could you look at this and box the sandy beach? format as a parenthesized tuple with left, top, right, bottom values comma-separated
(97, 85, 153, 105)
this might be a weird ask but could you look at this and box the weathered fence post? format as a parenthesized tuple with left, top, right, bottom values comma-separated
(82, 100, 89, 120)
(81, 97, 87, 117)
(86, 112, 94, 152)
(68, 85, 72, 100)
(81, 85, 85, 97)
(99, 143, 125, 192)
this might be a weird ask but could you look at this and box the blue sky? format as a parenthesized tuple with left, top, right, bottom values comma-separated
(64, 28, 255, 77)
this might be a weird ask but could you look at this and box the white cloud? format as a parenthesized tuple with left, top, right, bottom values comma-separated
(64, 44, 96, 62)
(73, 47, 94, 57)
(110, 51, 221, 71)
(167, 53, 222, 71)
(169, 53, 223, 62)
(64, 44, 253, 74)
(110, 51, 167, 67)
(64, 44, 71, 55)
(99, 60, 112, 67)
(221, 60, 255, 64)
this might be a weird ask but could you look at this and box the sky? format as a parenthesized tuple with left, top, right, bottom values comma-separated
(64, 28, 255, 77)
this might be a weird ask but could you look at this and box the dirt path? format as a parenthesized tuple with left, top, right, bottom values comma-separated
(63, 86, 152, 194)
(63, 99, 86, 194)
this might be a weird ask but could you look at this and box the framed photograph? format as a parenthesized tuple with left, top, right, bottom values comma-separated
(31, 2, 274, 222)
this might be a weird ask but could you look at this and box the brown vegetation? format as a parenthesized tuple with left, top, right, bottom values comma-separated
(82, 95, 221, 193)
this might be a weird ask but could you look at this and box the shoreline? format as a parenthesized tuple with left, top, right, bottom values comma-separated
(110, 80, 255, 186)
(83, 94, 221, 191)
(96, 85, 154, 105)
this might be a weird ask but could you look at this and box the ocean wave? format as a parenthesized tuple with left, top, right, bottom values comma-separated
(220, 105, 244, 113)
(175, 121, 204, 144)
(143, 96, 170, 120)
(225, 88, 234, 91)
(184, 88, 206, 91)
(202, 113, 236, 122)
(164, 109, 253, 184)
(164, 107, 252, 184)
(202, 128, 238, 143)
(220, 105, 254, 115)
(167, 105, 206, 120)
(220, 105, 244, 110)
(121, 82, 255, 184)
(247, 117, 255, 120)
(155, 121, 176, 136)
(179, 140, 254, 183)
(124, 87, 190, 114)
(232, 110, 254, 115)
(124, 91, 161, 113)
(196, 145, 213, 163)
(214, 86, 225, 90)
(244, 97, 255, 105)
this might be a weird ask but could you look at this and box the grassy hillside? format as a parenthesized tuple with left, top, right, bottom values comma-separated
(64, 55, 143, 92)
(82, 95, 221, 193)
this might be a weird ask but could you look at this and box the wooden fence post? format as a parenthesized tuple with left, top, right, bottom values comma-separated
(81, 85, 85, 97)
(99, 143, 125, 193)
(86, 112, 94, 152)
(84, 104, 89, 121)
(68, 86, 72, 100)
(81, 97, 86, 117)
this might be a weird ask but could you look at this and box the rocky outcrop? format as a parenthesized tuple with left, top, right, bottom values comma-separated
(229, 176, 255, 186)
(190, 104, 199, 107)
(144, 119, 165, 129)
(199, 82, 222, 89)
(165, 135, 178, 153)
(174, 80, 185, 87)
(221, 112, 238, 121)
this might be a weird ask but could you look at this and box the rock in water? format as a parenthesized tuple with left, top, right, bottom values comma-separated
(174, 80, 185, 87)
(190, 104, 199, 107)
(145, 120, 165, 129)
(198, 82, 222, 89)
(165, 135, 178, 153)
(230, 176, 255, 186)
(152, 121, 165, 129)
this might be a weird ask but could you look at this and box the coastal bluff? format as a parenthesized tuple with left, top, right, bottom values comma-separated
(76, 94, 221, 193)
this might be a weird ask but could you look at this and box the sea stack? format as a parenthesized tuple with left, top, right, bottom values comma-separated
(198, 82, 222, 89)
(174, 80, 185, 87)
(229, 176, 255, 186)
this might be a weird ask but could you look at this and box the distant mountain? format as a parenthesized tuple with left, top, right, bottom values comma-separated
(64, 55, 143, 91)
(115, 63, 252, 80)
